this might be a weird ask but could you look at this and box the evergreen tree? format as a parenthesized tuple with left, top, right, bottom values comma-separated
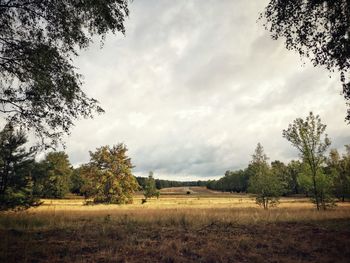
(0, 124, 39, 210)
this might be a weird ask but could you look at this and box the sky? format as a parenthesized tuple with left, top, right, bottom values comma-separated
(60, 0, 349, 181)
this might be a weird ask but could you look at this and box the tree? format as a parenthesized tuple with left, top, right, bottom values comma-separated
(298, 162, 335, 208)
(327, 147, 350, 201)
(286, 160, 302, 195)
(143, 171, 160, 203)
(81, 144, 139, 204)
(206, 170, 249, 193)
(283, 112, 332, 210)
(0, 123, 39, 210)
(339, 145, 350, 200)
(0, 1, 129, 146)
(271, 160, 289, 195)
(70, 167, 86, 195)
(261, 1, 350, 121)
(248, 143, 284, 209)
(32, 152, 72, 198)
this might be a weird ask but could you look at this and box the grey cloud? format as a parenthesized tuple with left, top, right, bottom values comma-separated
(61, 0, 350, 180)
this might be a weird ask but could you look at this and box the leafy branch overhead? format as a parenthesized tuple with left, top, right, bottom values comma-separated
(261, 0, 350, 121)
(0, 0, 129, 147)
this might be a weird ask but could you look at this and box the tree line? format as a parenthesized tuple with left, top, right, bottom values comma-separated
(0, 123, 142, 210)
(1, 112, 349, 211)
(208, 113, 350, 210)
(136, 176, 207, 190)
(0, 121, 204, 210)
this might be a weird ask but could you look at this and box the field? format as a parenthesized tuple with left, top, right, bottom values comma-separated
(1, 187, 350, 263)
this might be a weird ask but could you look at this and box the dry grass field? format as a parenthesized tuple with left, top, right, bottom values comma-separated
(1, 187, 350, 262)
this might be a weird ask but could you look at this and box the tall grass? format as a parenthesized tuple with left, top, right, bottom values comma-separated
(1, 195, 349, 230)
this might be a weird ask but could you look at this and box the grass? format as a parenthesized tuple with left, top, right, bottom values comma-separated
(1, 188, 350, 262)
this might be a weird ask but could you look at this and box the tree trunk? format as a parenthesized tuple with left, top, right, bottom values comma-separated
(311, 167, 320, 210)
(0, 163, 9, 195)
(264, 198, 268, 210)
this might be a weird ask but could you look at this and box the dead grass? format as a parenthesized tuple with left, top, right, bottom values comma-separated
(1, 191, 350, 262)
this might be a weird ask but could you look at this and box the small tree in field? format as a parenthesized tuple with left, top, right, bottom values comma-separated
(142, 171, 160, 203)
(248, 143, 284, 209)
(81, 144, 139, 204)
(283, 112, 332, 210)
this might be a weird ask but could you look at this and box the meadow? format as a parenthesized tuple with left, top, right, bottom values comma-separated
(1, 187, 350, 263)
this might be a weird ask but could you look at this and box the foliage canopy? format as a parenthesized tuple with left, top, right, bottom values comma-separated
(261, 0, 350, 121)
(81, 144, 139, 204)
(283, 112, 333, 209)
(0, 0, 129, 146)
(32, 152, 72, 198)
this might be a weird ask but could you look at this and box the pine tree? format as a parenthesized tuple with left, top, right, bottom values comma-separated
(0, 123, 40, 210)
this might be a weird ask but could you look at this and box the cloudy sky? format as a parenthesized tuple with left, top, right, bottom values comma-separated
(62, 0, 349, 180)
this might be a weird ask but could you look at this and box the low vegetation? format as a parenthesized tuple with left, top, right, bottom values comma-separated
(1, 191, 350, 262)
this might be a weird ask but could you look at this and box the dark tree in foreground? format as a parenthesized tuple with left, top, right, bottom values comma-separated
(81, 144, 139, 204)
(283, 112, 333, 210)
(261, 0, 350, 121)
(0, 124, 39, 210)
(0, 0, 129, 146)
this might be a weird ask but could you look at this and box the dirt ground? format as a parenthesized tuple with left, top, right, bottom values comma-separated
(1, 218, 350, 263)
